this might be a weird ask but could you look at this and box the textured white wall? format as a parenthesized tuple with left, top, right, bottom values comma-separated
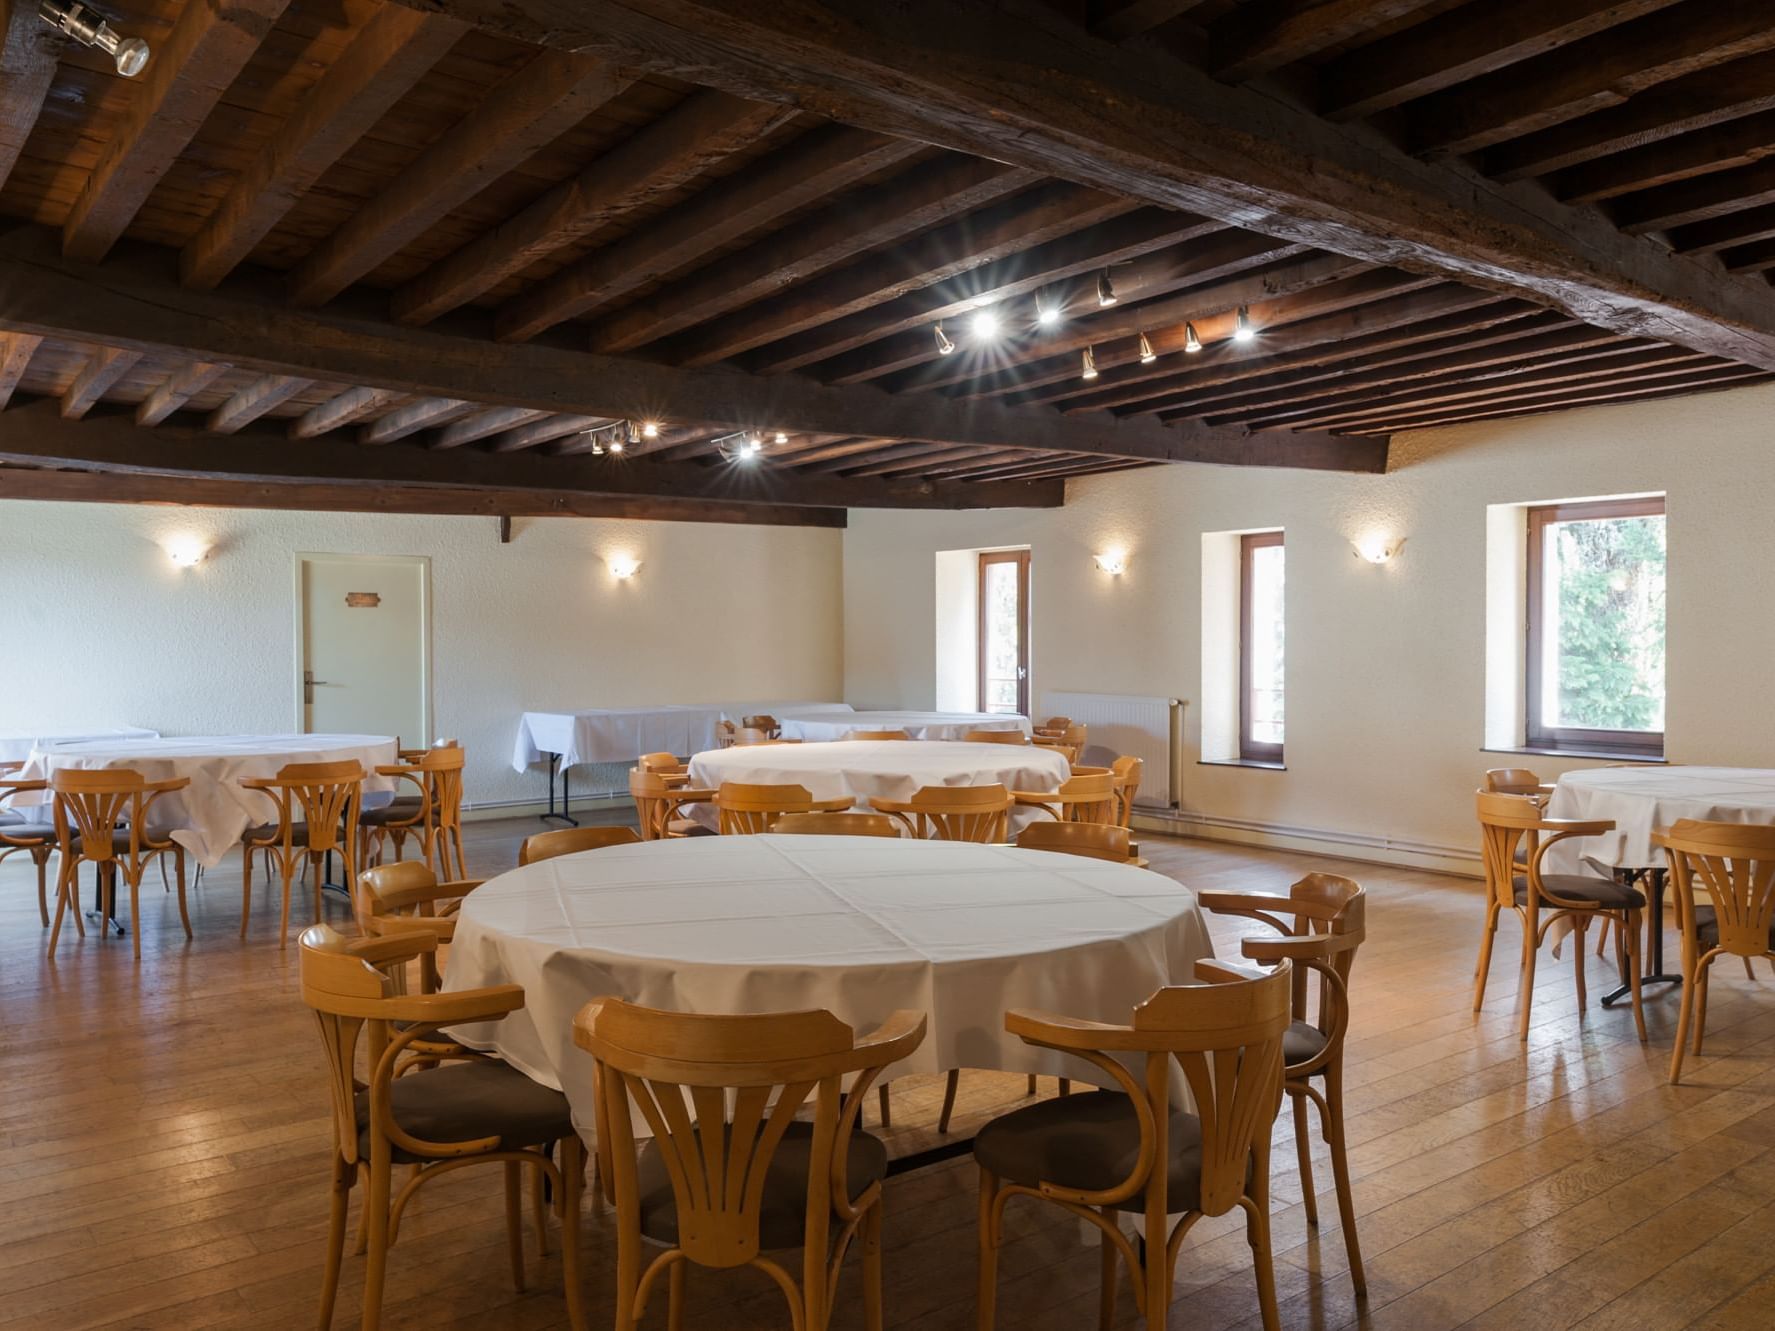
(0, 504, 844, 807)
(843, 380, 1775, 857)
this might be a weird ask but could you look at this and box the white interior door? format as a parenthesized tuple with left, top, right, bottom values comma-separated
(297, 554, 430, 742)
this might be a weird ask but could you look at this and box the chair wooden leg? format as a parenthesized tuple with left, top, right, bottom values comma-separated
(174, 852, 192, 940)
(1627, 910, 1648, 1044)
(279, 853, 297, 948)
(504, 1161, 527, 1292)
(667, 1258, 686, 1331)
(1693, 961, 1711, 1055)
(360, 1160, 392, 1331)
(1098, 1209, 1118, 1331)
(976, 1169, 1000, 1331)
(531, 1148, 550, 1257)
(241, 843, 254, 938)
(1670, 950, 1698, 1084)
(46, 856, 72, 959)
(939, 1070, 960, 1134)
(126, 867, 142, 961)
(1472, 904, 1498, 1011)
(863, 1203, 884, 1331)
(1322, 1067, 1366, 1297)
(1058, 1078, 1071, 1096)
(1243, 1191, 1281, 1331)
(319, 1155, 351, 1331)
(878, 1082, 892, 1130)
(1572, 918, 1588, 1012)
(1292, 1091, 1317, 1226)
(34, 851, 49, 927)
(557, 1135, 590, 1331)
(1517, 914, 1539, 1041)
(1025, 1074, 1038, 1096)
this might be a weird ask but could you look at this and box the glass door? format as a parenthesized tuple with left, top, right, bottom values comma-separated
(977, 550, 1030, 716)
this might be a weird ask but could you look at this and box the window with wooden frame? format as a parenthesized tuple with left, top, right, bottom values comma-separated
(1239, 531, 1285, 763)
(977, 549, 1030, 717)
(1525, 496, 1666, 757)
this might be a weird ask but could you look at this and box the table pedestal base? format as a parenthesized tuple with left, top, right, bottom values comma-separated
(1602, 867, 1683, 1007)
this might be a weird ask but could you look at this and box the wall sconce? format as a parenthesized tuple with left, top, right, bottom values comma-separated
(164, 536, 207, 568)
(1352, 535, 1403, 565)
(1093, 550, 1127, 576)
(607, 554, 641, 580)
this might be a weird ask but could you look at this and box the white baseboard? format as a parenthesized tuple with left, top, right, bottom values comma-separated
(461, 794, 629, 823)
(1134, 809, 1482, 879)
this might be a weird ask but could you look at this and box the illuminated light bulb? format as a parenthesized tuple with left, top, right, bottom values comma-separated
(1184, 322, 1203, 354)
(1096, 269, 1117, 307)
(164, 536, 207, 568)
(934, 322, 955, 355)
(1036, 298, 1059, 327)
(1093, 551, 1126, 576)
(641, 420, 659, 438)
(774, 431, 787, 444)
(607, 554, 641, 579)
(970, 309, 1000, 340)
(1138, 331, 1156, 364)
(1081, 346, 1098, 380)
(609, 439, 624, 454)
(1233, 305, 1256, 344)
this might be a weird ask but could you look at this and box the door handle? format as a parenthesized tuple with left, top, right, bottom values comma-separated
(303, 669, 334, 704)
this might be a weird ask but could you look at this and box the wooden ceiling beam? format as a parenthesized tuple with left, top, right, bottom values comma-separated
(360, 397, 473, 445)
(838, 443, 1002, 478)
(60, 347, 140, 420)
(1668, 203, 1775, 255)
(0, 465, 849, 528)
(1721, 237, 1775, 274)
(0, 332, 41, 410)
(1210, 0, 1442, 84)
(431, 406, 553, 450)
(288, 51, 634, 306)
(1613, 158, 1775, 235)
(206, 374, 313, 434)
(0, 0, 60, 195)
(805, 226, 1300, 385)
(136, 360, 230, 426)
(662, 183, 1139, 366)
(1484, 50, 1775, 182)
(391, 0, 1775, 370)
(0, 397, 1063, 509)
(744, 209, 1222, 377)
(1315, 0, 1673, 123)
(0, 225, 1385, 471)
(579, 156, 1036, 352)
(1091, 0, 1209, 42)
(1554, 110, 1775, 206)
(62, 0, 291, 263)
(181, 7, 464, 289)
(500, 415, 611, 453)
(393, 90, 792, 325)
(290, 386, 405, 438)
(1405, 5, 1775, 156)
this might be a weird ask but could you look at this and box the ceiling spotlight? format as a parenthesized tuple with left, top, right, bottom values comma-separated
(641, 419, 659, 438)
(609, 439, 624, 454)
(1096, 269, 1117, 308)
(1138, 332, 1157, 365)
(774, 431, 787, 444)
(38, 0, 149, 75)
(1233, 306, 1256, 344)
(934, 322, 955, 355)
(970, 309, 1001, 340)
(589, 441, 605, 456)
(1184, 322, 1203, 354)
(1081, 346, 1098, 380)
(1036, 297, 1060, 327)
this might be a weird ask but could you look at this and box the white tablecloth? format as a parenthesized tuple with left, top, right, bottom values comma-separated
(777, 710, 1030, 742)
(510, 702, 850, 771)
(444, 835, 1213, 1131)
(0, 726, 158, 763)
(15, 733, 398, 868)
(1544, 767, 1775, 873)
(684, 739, 1071, 832)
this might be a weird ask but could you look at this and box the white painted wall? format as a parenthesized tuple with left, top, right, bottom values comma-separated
(843, 380, 1775, 866)
(0, 503, 843, 808)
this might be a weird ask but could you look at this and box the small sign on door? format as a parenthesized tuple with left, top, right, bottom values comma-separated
(345, 591, 381, 608)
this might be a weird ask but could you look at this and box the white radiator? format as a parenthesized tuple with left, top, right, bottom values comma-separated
(1037, 692, 1185, 809)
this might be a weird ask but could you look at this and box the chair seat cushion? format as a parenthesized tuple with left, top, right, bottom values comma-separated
(1693, 905, 1775, 951)
(1283, 1020, 1329, 1070)
(635, 1120, 887, 1250)
(1513, 873, 1645, 909)
(0, 823, 54, 843)
(360, 802, 423, 827)
(70, 829, 174, 855)
(973, 1090, 1204, 1214)
(243, 822, 310, 844)
(666, 818, 716, 838)
(354, 1058, 573, 1165)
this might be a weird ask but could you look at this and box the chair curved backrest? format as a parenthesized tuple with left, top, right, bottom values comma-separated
(378, 745, 469, 879)
(51, 767, 184, 863)
(716, 782, 816, 835)
(639, 752, 686, 775)
(245, 760, 366, 857)
(772, 812, 901, 837)
(962, 729, 1027, 745)
(741, 714, 780, 736)
(573, 997, 925, 1286)
(629, 768, 715, 840)
(519, 825, 642, 864)
(1110, 755, 1143, 828)
(357, 860, 485, 991)
(845, 729, 911, 741)
(1034, 716, 1072, 735)
(1005, 960, 1290, 1219)
(877, 784, 1010, 843)
(1657, 819, 1775, 959)
(1475, 790, 1615, 915)
(715, 720, 737, 748)
(1016, 821, 1131, 862)
(1030, 771, 1117, 824)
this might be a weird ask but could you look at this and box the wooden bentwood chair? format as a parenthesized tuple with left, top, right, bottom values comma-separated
(629, 768, 716, 840)
(520, 825, 642, 865)
(1013, 771, 1118, 825)
(239, 760, 364, 943)
(299, 925, 588, 1331)
(1656, 820, 1775, 1084)
(364, 743, 469, 880)
(1484, 767, 1618, 960)
(357, 860, 485, 995)
(0, 769, 56, 926)
(975, 960, 1293, 1331)
(961, 729, 1028, 745)
(48, 768, 190, 960)
(772, 811, 901, 837)
(1474, 791, 1647, 1042)
(1110, 755, 1143, 828)
(873, 784, 1011, 842)
(845, 729, 911, 741)
(1201, 874, 1368, 1295)
(574, 997, 927, 1331)
(715, 782, 853, 835)
(1016, 821, 1138, 865)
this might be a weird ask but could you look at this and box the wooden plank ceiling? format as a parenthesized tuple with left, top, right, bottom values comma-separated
(0, 0, 1772, 521)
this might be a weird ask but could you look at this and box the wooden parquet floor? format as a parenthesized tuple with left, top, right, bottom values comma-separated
(4, 814, 1775, 1330)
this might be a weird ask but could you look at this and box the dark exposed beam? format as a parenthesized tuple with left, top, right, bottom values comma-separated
(1555, 111, 1775, 205)
(137, 360, 230, 426)
(1613, 159, 1775, 235)
(432, 406, 553, 450)
(383, 0, 1775, 371)
(0, 464, 849, 528)
(207, 373, 312, 434)
(0, 331, 40, 410)
(490, 414, 607, 453)
(0, 0, 60, 196)
(1091, 0, 1208, 42)
(1210, 0, 1443, 84)
(0, 398, 1063, 509)
(63, 0, 292, 263)
(290, 386, 405, 438)
(60, 347, 140, 420)
(1669, 203, 1775, 255)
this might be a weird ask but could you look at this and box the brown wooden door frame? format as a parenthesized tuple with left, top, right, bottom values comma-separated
(977, 549, 1030, 716)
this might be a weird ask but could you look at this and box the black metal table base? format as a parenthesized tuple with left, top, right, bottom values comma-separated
(1601, 866, 1683, 1007)
(542, 753, 579, 826)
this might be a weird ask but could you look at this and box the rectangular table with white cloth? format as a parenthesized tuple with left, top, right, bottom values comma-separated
(509, 702, 852, 823)
(774, 710, 1031, 742)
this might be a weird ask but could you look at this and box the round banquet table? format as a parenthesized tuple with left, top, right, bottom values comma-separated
(443, 834, 1214, 1133)
(684, 739, 1071, 833)
(1544, 767, 1775, 875)
(15, 733, 399, 868)
(776, 710, 1030, 742)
